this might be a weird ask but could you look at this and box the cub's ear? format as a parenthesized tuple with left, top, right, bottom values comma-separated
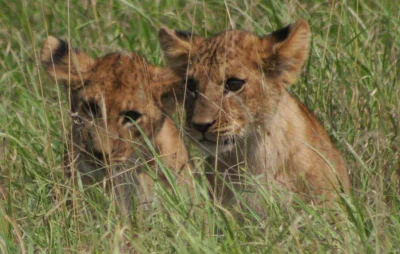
(261, 19, 310, 85)
(158, 27, 203, 73)
(41, 36, 94, 90)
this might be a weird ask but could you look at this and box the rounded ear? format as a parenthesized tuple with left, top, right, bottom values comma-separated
(261, 19, 311, 85)
(158, 27, 203, 73)
(41, 36, 94, 90)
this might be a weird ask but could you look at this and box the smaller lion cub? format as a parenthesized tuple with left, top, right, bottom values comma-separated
(159, 19, 350, 208)
(41, 36, 194, 212)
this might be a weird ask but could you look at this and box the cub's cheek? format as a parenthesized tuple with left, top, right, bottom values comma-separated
(224, 97, 247, 118)
(122, 127, 141, 141)
(118, 144, 135, 160)
(224, 105, 249, 136)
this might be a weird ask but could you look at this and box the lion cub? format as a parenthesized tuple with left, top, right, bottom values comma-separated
(159, 20, 349, 208)
(41, 36, 193, 212)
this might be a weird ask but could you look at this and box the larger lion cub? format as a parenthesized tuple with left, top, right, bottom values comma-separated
(41, 36, 193, 211)
(159, 20, 349, 207)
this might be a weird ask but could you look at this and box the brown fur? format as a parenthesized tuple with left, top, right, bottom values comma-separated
(41, 36, 193, 213)
(159, 20, 350, 209)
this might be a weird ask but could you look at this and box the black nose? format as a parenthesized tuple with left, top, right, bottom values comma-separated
(191, 121, 214, 134)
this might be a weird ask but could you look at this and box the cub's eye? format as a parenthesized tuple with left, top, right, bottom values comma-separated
(186, 78, 198, 93)
(122, 110, 142, 125)
(82, 101, 101, 118)
(225, 78, 245, 92)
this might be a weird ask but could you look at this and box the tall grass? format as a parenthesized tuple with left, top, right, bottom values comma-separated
(0, 0, 399, 252)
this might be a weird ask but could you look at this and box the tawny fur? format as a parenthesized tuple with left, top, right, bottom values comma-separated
(41, 36, 193, 213)
(159, 20, 350, 210)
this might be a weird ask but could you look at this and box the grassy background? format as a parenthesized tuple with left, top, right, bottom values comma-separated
(1, 0, 399, 252)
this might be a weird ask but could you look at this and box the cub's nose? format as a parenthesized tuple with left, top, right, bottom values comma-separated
(191, 121, 214, 134)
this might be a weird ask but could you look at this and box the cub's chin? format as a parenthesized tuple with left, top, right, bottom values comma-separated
(184, 128, 237, 155)
(193, 138, 236, 156)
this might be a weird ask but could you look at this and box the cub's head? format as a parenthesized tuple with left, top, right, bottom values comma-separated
(159, 20, 310, 154)
(41, 36, 180, 167)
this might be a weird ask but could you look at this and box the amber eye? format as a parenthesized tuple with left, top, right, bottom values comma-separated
(82, 101, 101, 118)
(186, 78, 198, 93)
(122, 110, 142, 125)
(225, 78, 245, 92)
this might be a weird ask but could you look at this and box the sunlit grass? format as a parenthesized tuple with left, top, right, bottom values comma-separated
(0, 0, 399, 252)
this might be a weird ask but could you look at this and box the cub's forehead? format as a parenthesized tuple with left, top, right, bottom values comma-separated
(80, 80, 146, 98)
(82, 53, 152, 93)
(80, 82, 148, 113)
(92, 52, 149, 78)
(77, 54, 154, 109)
(192, 31, 261, 78)
(197, 30, 259, 58)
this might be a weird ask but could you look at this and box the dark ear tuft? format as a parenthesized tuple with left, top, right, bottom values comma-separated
(261, 19, 310, 86)
(158, 27, 204, 73)
(175, 30, 195, 40)
(270, 25, 291, 43)
(40, 35, 94, 89)
(41, 36, 69, 65)
(50, 39, 69, 64)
